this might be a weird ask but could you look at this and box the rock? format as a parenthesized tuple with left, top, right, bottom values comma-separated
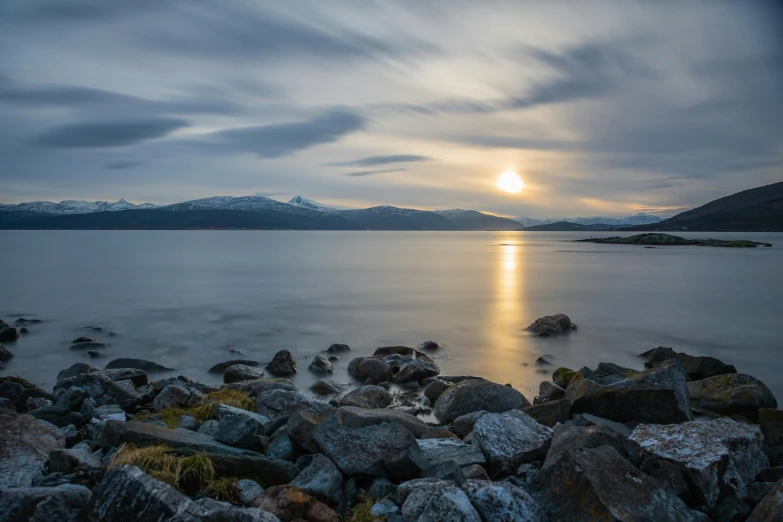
(421, 427, 460, 440)
(400, 479, 481, 522)
(308, 355, 334, 374)
(224, 364, 265, 384)
(105, 358, 174, 372)
(0, 484, 92, 522)
(93, 404, 126, 421)
(14, 317, 42, 325)
(69, 341, 109, 350)
(0, 325, 19, 342)
(54, 372, 140, 409)
(537, 380, 565, 402)
(286, 412, 327, 454)
(256, 390, 333, 421)
(291, 454, 344, 507)
(56, 363, 98, 382)
(347, 357, 390, 384)
(453, 411, 488, 439)
(543, 423, 642, 470)
(85, 350, 103, 358)
(416, 438, 486, 468)
(367, 477, 400, 502)
(552, 367, 577, 388)
(310, 380, 348, 396)
(72, 336, 97, 343)
(215, 411, 268, 452)
(640, 347, 737, 380)
(197, 419, 220, 437)
(423, 379, 452, 403)
(434, 379, 531, 424)
(419, 341, 441, 351)
(177, 415, 198, 430)
(463, 480, 545, 521)
(253, 485, 338, 522)
(237, 479, 265, 506)
(59, 424, 81, 446)
(0, 378, 55, 413)
(0, 410, 65, 488)
(312, 418, 428, 481)
(326, 343, 350, 353)
(688, 373, 777, 421)
(472, 410, 552, 477)
(29, 406, 85, 428)
(207, 360, 261, 374)
(757, 467, 783, 483)
(630, 418, 768, 509)
(522, 398, 570, 427)
(385, 353, 440, 384)
(565, 359, 692, 424)
(463, 464, 490, 481)
(339, 385, 392, 409)
(748, 478, 783, 522)
(330, 406, 429, 438)
(526, 314, 577, 336)
(374, 346, 416, 358)
(266, 350, 297, 376)
(48, 447, 102, 473)
(370, 498, 400, 519)
(571, 413, 633, 437)
(101, 368, 148, 386)
(265, 432, 295, 462)
(153, 384, 204, 411)
(26, 397, 52, 410)
(422, 460, 466, 484)
(0, 343, 13, 362)
(760, 408, 783, 465)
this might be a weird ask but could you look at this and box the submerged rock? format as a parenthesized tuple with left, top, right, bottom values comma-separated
(434, 379, 531, 424)
(526, 314, 577, 336)
(384, 352, 440, 384)
(347, 357, 391, 384)
(105, 358, 174, 372)
(207, 359, 260, 374)
(153, 384, 204, 411)
(223, 364, 265, 383)
(326, 343, 350, 353)
(419, 340, 441, 351)
(310, 380, 348, 396)
(266, 350, 297, 376)
(0, 325, 19, 343)
(423, 378, 452, 403)
(687, 373, 777, 421)
(472, 410, 552, 477)
(537, 380, 565, 402)
(56, 363, 98, 382)
(340, 385, 392, 409)
(308, 354, 334, 374)
(68, 342, 109, 351)
(0, 410, 65, 488)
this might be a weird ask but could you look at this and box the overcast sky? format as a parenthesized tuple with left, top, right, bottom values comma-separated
(1, 1, 781, 217)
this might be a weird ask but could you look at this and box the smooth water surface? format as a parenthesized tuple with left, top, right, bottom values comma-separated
(1, 230, 782, 401)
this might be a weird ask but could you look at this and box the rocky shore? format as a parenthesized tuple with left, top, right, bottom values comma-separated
(1, 314, 782, 521)
(576, 233, 773, 248)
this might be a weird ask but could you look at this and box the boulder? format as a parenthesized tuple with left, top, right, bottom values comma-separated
(0, 325, 19, 342)
(453, 411, 488, 439)
(236, 479, 264, 506)
(571, 413, 633, 437)
(291, 454, 344, 507)
(434, 379, 531, 424)
(543, 423, 642, 470)
(27, 397, 52, 410)
(265, 432, 295, 462)
(537, 380, 565, 402)
(256, 390, 333, 421)
(99, 368, 148, 386)
(29, 406, 84, 428)
(286, 411, 328, 454)
(0, 343, 13, 362)
(312, 418, 428, 481)
(54, 387, 87, 412)
(56, 363, 98, 382)
(339, 385, 392, 409)
(310, 380, 348, 396)
(266, 350, 297, 376)
(423, 379, 452, 403)
(0, 410, 65, 488)
(308, 355, 334, 374)
(688, 373, 777, 421)
(522, 398, 570, 427)
(326, 343, 350, 353)
(422, 460, 466, 484)
(197, 420, 220, 437)
(400, 479, 481, 521)
(207, 360, 261, 374)
(416, 438, 486, 468)
(54, 372, 140, 409)
(330, 406, 429, 438)
(347, 357, 390, 384)
(93, 404, 126, 422)
(472, 410, 552, 477)
(463, 480, 545, 521)
(419, 341, 441, 351)
(526, 314, 577, 336)
(153, 384, 204, 411)
(384, 353, 440, 384)
(552, 367, 577, 388)
(252, 485, 338, 522)
(748, 478, 783, 522)
(640, 347, 737, 380)
(48, 448, 102, 473)
(224, 364, 265, 384)
(760, 408, 783, 465)
(630, 418, 768, 509)
(105, 358, 174, 372)
(0, 484, 92, 522)
(374, 346, 416, 358)
(215, 406, 270, 452)
(565, 359, 692, 424)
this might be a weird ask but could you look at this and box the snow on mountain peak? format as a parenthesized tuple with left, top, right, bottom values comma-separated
(286, 195, 336, 212)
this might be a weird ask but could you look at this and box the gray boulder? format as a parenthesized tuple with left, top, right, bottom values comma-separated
(423, 379, 452, 403)
(105, 358, 174, 372)
(463, 464, 491, 481)
(245, 378, 298, 396)
(48, 448, 102, 473)
(462, 480, 545, 522)
(207, 360, 260, 374)
(434, 380, 531, 424)
(748, 478, 783, 522)
(251, 485, 336, 522)
(571, 413, 633, 437)
(93, 404, 126, 422)
(472, 410, 552, 477)
(308, 355, 334, 374)
(422, 460, 466, 484)
(537, 380, 565, 402)
(236, 479, 264, 506)
(0, 410, 65, 488)
(54, 387, 87, 411)
(385, 353, 440, 384)
(256, 389, 333, 421)
(640, 347, 737, 380)
(0, 484, 92, 522)
(290, 454, 344, 507)
(153, 384, 204, 411)
(197, 419, 219, 437)
(331, 406, 429, 438)
(215, 406, 269, 451)
(224, 364, 265, 384)
(760, 408, 783, 465)
(543, 423, 642, 470)
(453, 411, 488, 439)
(56, 363, 98, 382)
(264, 432, 295, 462)
(340, 385, 392, 409)
(347, 357, 391, 383)
(687, 373, 777, 421)
(54, 372, 140, 408)
(265, 350, 297, 376)
(526, 314, 577, 336)
(416, 438, 486, 468)
(522, 398, 570, 427)
(400, 479, 481, 522)
(310, 380, 348, 396)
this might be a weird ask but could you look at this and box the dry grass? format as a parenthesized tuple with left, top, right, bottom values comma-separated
(204, 388, 254, 411)
(347, 498, 378, 522)
(108, 443, 215, 493)
(135, 388, 254, 428)
(204, 476, 239, 502)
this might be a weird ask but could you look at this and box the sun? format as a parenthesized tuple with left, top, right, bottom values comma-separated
(497, 171, 524, 193)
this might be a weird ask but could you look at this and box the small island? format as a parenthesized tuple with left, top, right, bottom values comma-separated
(576, 233, 772, 248)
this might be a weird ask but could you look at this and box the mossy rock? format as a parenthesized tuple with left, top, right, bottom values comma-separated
(552, 368, 577, 388)
(688, 373, 777, 421)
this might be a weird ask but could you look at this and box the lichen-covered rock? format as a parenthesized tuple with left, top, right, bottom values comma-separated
(290, 454, 343, 507)
(522, 398, 570, 427)
(748, 478, 783, 522)
(331, 406, 429, 438)
(224, 364, 265, 384)
(400, 479, 481, 522)
(472, 410, 552, 477)
(462, 480, 545, 522)
(252, 485, 338, 522)
(760, 408, 783, 465)
(308, 355, 334, 374)
(552, 367, 577, 388)
(152, 384, 204, 411)
(543, 423, 642, 470)
(0, 484, 92, 522)
(565, 359, 692, 424)
(687, 373, 777, 421)
(630, 418, 768, 509)
(347, 357, 391, 384)
(526, 314, 577, 336)
(640, 347, 737, 380)
(256, 390, 333, 421)
(416, 438, 486, 468)
(0, 410, 66, 488)
(434, 380, 531, 424)
(533, 446, 709, 522)
(266, 350, 297, 376)
(312, 418, 428, 481)
(310, 380, 348, 396)
(339, 385, 392, 409)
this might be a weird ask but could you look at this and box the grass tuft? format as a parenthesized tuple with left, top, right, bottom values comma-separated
(133, 388, 253, 429)
(205, 476, 239, 502)
(108, 443, 215, 493)
(177, 452, 215, 493)
(347, 498, 378, 522)
(204, 388, 254, 411)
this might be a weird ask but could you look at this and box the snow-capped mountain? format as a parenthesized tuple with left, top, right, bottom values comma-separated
(160, 196, 332, 218)
(515, 213, 663, 227)
(287, 195, 337, 213)
(0, 199, 156, 215)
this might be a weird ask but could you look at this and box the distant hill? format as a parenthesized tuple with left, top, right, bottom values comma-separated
(334, 206, 455, 230)
(515, 213, 662, 227)
(435, 209, 523, 230)
(631, 181, 783, 232)
(0, 199, 156, 214)
(524, 221, 615, 231)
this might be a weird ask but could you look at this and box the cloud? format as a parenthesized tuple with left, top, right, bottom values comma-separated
(346, 168, 405, 177)
(105, 160, 143, 170)
(327, 155, 433, 167)
(253, 191, 286, 197)
(31, 118, 188, 148)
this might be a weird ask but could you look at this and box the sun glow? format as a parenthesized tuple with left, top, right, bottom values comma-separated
(497, 171, 524, 193)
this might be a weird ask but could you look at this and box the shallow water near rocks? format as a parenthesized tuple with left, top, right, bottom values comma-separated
(1, 230, 782, 402)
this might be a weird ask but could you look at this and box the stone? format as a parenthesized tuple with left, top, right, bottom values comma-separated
(69, 341, 110, 350)
(419, 341, 441, 351)
(630, 418, 769, 509)
(252, 485, 338, 522)
(54, 387, 87, 411)
(308, 355, 334, 374)
(367, 477, 400, 502)
(266, 350, 297, 376)
(93, 404, 126, 421)
(105, 358, 174, 372)
(29, 406, 85, 428)
(400, 479, 481, 522)
(374, 346, 416, 358)
(286, 411, 327, 454)
(310, 380, 348, 396)
(760, 408, 783, 465)
(640, 346, 737, 380)
(472, 410, 552, 477)
(59, 424, 81, 446)
(197, 419, 220, 437)
(312, 418, 428, 481)
(688, 373, 777, 421)
(463, 480, 545, 521)
(54, 372, 140, 409)
(463, 464, 491, 481)
(291, 454, 344, 507)
(552, 367, 577, 388)
(48, 447, 102, 473)
(565, 359, 692, 424)
(72, 336, 97, 343)
(748, 478, 783, 522)
(216, 413, 267, 452)
(265, 432, 295, 462)
(26, 397, 52, 410)
(423, 379, 452, 403)
(325, 343, 350, 354)
(434, 380, 531, 424)
(153, 384, 204, 411)
(0, 343, 13, 362)
(0, 325, 19, 342)
(339, 385, 392, 409)
(522, 398, 570, 427)
(422, 460, 466, 484)
(56, 363, 98, 382)
(526, 314, 577, 336)
(0, 484, 92, 522)
(347, 357, 390, 384)
(416, 438, 486, 467)
(256, 390, 333, 421)
(236, 479, 264, 506)
(571, 413, 633, 437)
(384, 353, 440, 384)
(207, 360, 261, 374)
(224, 364, 265, 384)
(453, 411, 488, 439)
(537, 380, 565, 402)
(330, 406, 429, 438)
(370, 499, 400, 519)
(0, 410, 65, 488)
(533, 446, 709, 522)
(543, 423, 642, 470)
(245, 378, 298, 396)
(421, 427, 460, 440)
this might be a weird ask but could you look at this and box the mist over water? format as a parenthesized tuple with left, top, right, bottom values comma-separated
(2, 230, 782, 401)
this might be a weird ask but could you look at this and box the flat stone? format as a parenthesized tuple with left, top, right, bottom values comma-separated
(688, 373, 777, 421)
(472, 410, 552, 477)
(93, 404, 126, 422)
(462, 480, 546, 522)
(54, 372, 140, 409)
(522, 398, 570, 427)
(339, 385, 392, 409)
(0, 410, 65, 488)
(48, 448, 102, 473)
(0, 484, 92, 522)
(330, 406, 429, 438)
(417, 438, 486, 467)
(434, 380, 531, 424)
(56, 363, 98, 382)
(224, 364, 265, 384)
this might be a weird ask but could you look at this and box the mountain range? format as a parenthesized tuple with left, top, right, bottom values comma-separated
(516, 213, 663, 227)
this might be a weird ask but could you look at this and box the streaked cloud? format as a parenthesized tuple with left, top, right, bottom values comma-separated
(105, 160, 143, 170)
(327, 155, 433, 167)
(346, 168, 405, 177)
(31, 118, 188, 148)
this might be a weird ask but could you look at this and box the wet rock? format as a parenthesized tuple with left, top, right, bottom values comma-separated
(265, 432, 295, 462)
(236, 478, 264, 506)
(48, 447, 102, 473)
(526, 314, 577, 336)
(105, 358, 174, 372)
(0, 325, 19, 343)
(224, 364, 265, 384)
(308, 355, 334, 374)
(291, 454, 344, 507)
(153, 384, 204, 411)
(688, 373, 777, 421)
(14, 317, 42, 325)
(69, 341, 109, 351)
(423, 379, 452, 403)
(312, 417, 428, 481)
(326, 343, 350, 353)
(93, 404, 126, 422)
(748, 478, 783, 522)
(463, 480, 545, 521)
(463, 464, 491, 481)
(339, 385, 392, 409)
(56, 363, 98, 382)
(0, 343, 13, 362)
(522, 398, 570, 427)
(419, 340, 441, 351)
(537, 380, 565, 402)
(417, 438, 486, 468)
(473, 410, 552, 477)
(29, 406, 84, 428)
(54, 372, 140, 409)
(256, 389, 333, 421)
(453, 411, 488, 439)
(571, 413, 633, 437)
(543, 423, 642, 470)
(207, 359, 261, 374)
(347, 357, 391, 384)
(72, 336, 96, 344)
(0, 377, 55, 413)
(197, 419, 219, 437)
(630, 418, 768, 509)
(0, 410, 65, 488)
(760, 408, 783, 465)
(400, 479, 481, 522)
(331, 406, 429, 438)
(310, 380, 348, 396)
(434, 379, 531, 424)
(215, 407, 269, 452)
(565, 359, 692, 424)
(533, 446, 709, 522)
(0, 484, 92, 522)
(422, 460, 466, 484)
(384, 353, 440, 384)
(252, 485, 338, 522)
(266, 350, 297, 377)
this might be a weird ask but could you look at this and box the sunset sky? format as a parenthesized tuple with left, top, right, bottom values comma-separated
(1, 1, 781, 218)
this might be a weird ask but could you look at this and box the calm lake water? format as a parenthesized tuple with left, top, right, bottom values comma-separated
(1, 230, 782, 402)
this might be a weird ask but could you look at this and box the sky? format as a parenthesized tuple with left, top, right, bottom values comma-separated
(0, 1, 781, 218)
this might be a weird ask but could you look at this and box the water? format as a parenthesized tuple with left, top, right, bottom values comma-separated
(1, 230, 782, 402)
